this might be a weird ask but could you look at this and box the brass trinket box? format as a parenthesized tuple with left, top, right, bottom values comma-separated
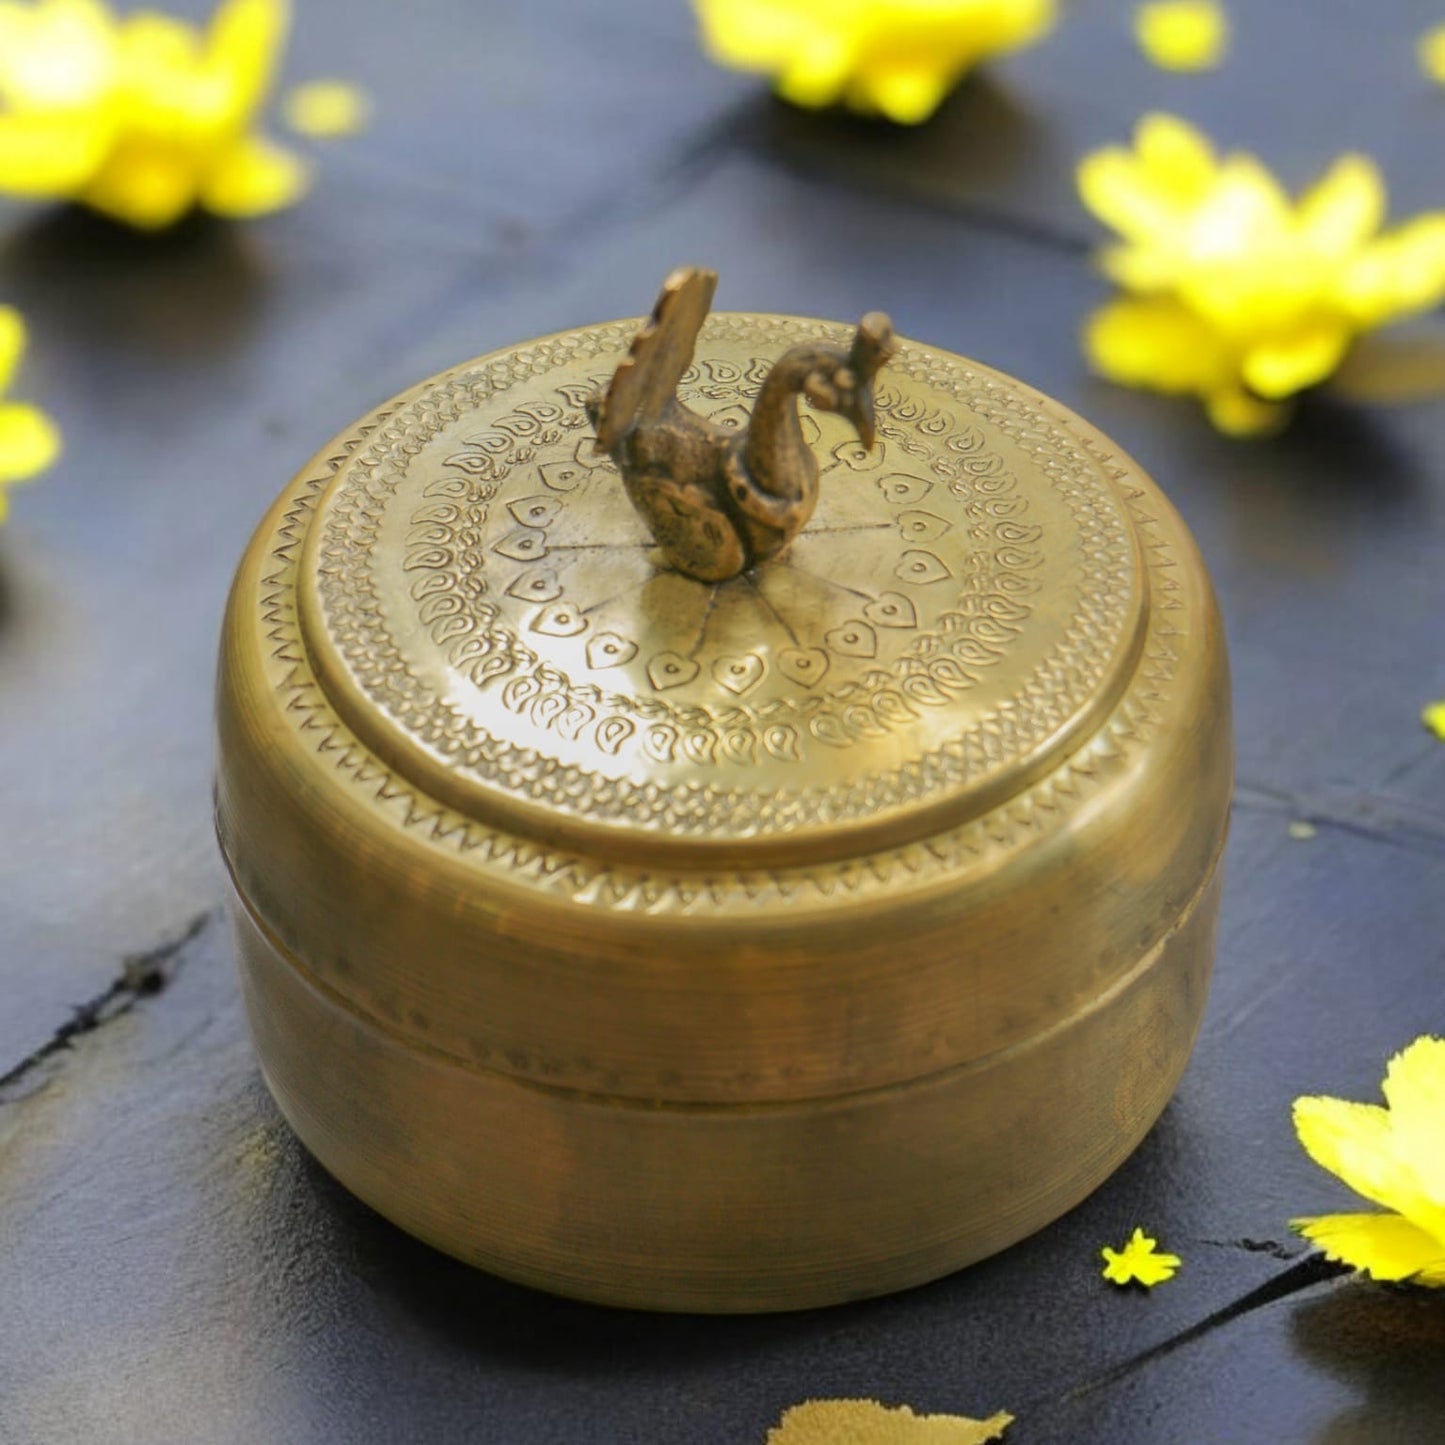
(216, 269, 1231, 1312)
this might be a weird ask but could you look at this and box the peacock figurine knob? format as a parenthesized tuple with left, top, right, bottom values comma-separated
(586, 267, 896, 583)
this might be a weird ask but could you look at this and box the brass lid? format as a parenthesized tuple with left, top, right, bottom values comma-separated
(294, 309, 1147, 868)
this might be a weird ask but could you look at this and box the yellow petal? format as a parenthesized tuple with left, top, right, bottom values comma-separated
(1340, 215, 1445, 325)
(282, 79, 369, 138)
(1134, 111, 1218, 202)
(1079, 149, 1184, 245)
(0, 401, 61, 483)
(207, 0, 288, 119)
(1205, 387, 1289, 436)
(767, 1399, 1013, 1444)
(1293, 1212, 1445, 1286)
(81, 139, 199, 229)
(775, 34, 855, 110)
(0, 0, 117, 110)
(200, 133, 307, 217)
(1135, 1, 1229, 73)
(1297, 155, 1385, 258)
(1293, 1094, 1436, 1221)
(0, 305, 25, 394)
(0, 110, 116, 196)
(1241, 320, 1351, 398)
(1084, 295, 1234, 395)
(1425, 701, 1445, 741)
(1419, 23, 1445, 85)
(1382, 1038, 1445, 1202)
(858, 65, 952, 125)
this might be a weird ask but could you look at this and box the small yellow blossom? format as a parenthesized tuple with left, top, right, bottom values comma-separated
(1101, 1227, 1181, 1287)
(1424, 701, 1445, 741)
(1292, 1036, 1445, 1286)
(692, 0, 1056, 126)
(1079, 115, 1445, 434)
(0, 0, 311, 229)
(283, 79, 368, 139)
(1420, 24, 1445, 86)
(0, 306, 61, 519)
(1135, 1, 1228, 72)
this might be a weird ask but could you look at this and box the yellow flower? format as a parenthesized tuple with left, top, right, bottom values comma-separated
(1134, 1, 1228, 72)
(1292, 1036, 1445, 1287)
(0, 306, 61, 519)
(1100, 1227, 1181, 1287)
(1078, 115, 1445, 434)
(692, 0, 1056, 125)
(283, 79, 368, 139)
(1420, 24, 1445, 86)
(1424, 701, 1445, 741)
(0, 0, 308, 229)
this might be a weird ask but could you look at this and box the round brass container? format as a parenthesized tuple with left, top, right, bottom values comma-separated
(215, 311, 1231, 1312)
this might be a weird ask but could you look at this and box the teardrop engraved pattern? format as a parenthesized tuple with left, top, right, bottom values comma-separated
(309, 317, 1141, 838)
(256, 401, 1185, 927)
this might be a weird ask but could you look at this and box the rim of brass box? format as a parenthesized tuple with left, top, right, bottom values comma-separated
(216, 307, 1232, 1311)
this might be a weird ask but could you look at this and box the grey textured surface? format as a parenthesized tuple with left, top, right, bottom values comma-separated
(2, 2, 1443, 1442)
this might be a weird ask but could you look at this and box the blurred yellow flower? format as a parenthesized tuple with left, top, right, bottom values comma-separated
(693, 0, 1056, 125)
(0, 306, 61, 519)
(1079, 115, 1445, 434)
(1420, 24, 1445, 86)
(0, 0, 309, 229)
(1134, 1, 1228, 72)
(1100, 1227, 1180, 1287)
(1292, 1037, 1445, 1287)
(1425, 701, 1445, 740)
(283, 79, 368, 139)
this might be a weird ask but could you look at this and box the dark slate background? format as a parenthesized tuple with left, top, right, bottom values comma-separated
(1, 2, 1442, 1441)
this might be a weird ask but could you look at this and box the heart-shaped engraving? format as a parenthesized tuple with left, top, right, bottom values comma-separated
(825, 621, 878, 658)
(647, 651, 700, 690)
(586, 632, 637, 669)
(778, 647, 830, 687)
(508, 494, 562, 528)
(530, 603, 587, 637)
(712, 652, 766, 696)
(538, 462, 584, 492)
(492, 527, 547, 561)
(829, 438, 886, 473)
(709, 404, 751, 431)
(895, 549, 952, 586)
(898, 509, 951, 543)
(876, 473, 933, 505)
(505, 570, 562, 603)
(862, 592, 918, 629)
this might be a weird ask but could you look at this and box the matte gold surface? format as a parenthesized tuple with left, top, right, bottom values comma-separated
(215, 312, 1232, 1311)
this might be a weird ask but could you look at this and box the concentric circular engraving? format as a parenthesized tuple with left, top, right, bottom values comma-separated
(298, 315, 1147, 861)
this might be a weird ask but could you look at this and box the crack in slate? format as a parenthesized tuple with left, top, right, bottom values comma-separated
(0, 908, 218, 1102)
(1032, 1254, 1350, 1414)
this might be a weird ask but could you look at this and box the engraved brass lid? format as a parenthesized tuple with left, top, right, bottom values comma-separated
(296, 300, 1147, 868)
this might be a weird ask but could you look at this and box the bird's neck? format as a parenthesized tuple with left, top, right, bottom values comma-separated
(743, 346, 837, 499)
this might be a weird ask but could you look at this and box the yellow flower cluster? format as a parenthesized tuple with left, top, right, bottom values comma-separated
(693, 0, 1056, 125)
(0, 306, 60, 516)
(1293, 1036, 1445, 1286)
(0, 0, 304, 229)
(1078, 115, 1445, 434)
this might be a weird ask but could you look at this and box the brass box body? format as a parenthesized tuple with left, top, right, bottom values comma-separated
(216, 314, 1231, 1312)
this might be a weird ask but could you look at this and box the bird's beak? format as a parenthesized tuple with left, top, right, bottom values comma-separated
(849, 388, 877, 451)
